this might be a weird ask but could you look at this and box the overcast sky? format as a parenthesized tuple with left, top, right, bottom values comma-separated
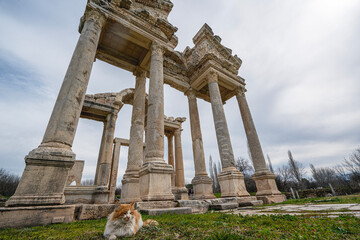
(0, 0, 359, 185)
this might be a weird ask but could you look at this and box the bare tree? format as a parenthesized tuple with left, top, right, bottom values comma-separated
(267, 154, 274, 173)
(235, 157, 254, 177)
(0, 168, 20, 197)
(344, 147, 360, 183)
(288, 150, 306, 189)
(310, 164, 336, 187)
(276, 165, 292, 191)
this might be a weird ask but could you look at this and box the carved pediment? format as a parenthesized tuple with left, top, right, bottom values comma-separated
(184, 24, 242, 74)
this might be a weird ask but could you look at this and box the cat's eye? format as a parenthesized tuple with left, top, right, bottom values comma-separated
(130, 212, 134, 215)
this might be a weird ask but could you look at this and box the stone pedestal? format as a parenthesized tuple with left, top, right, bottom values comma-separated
(207, 71, 250, 198)
(6, 10, 106, 207)
(217, 167, 250, 198)
(252, 172, 286, 204)
(140, 42, 174, 201)
(121, 69, 146, 203)
(186, 89, 215, 199)
(139, 162, 174, 201)
(172, 187, 189, 200)
(191, 176, 215, 199)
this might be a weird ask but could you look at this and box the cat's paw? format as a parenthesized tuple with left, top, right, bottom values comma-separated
(108, 234, 117, 240)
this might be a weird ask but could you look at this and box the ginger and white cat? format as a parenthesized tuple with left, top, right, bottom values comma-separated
(104, 202, 157, 239)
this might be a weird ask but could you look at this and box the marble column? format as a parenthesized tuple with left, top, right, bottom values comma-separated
(94, 111, 118, 188)
(166, 133, 175, 187)
(186, 89, 215, 199)
(139, 42, 174, 201)
(6, 9, 106, 206)
(207, 71, 250, 198)
(121, 68, 147, 203)
(173, 127, 189, 200)
(236, 89, 285, 203)
(108, 139, 121, 203)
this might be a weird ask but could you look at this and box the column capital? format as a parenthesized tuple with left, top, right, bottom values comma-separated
(151, 41, 165, 56)
(207, 70, 219, 84)
(79, 9, 107, 33)
(164, 131, 174, 138)
(133, 67, 147, 78)
(185, 88, 197, 99)
(234, 86, 246, 96)
(174, 128, 182, 136)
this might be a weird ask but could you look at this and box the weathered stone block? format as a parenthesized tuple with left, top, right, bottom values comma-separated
(210, 203, 238, 210)
(74, 204, 116, 220)
(0, 205, 75, 229)
(140, 207, 192, 216)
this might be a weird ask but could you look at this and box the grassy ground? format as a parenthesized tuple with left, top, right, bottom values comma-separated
(1, 213, 360, 239)
(256, 194, 360, 207)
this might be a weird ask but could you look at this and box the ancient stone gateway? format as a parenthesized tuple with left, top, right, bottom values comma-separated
(5, 0, 285, 217)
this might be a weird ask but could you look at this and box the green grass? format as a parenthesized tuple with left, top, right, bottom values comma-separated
(1, 213, 360, 239)
(255, 194, 360, 207)
(214, 193, 221, 198)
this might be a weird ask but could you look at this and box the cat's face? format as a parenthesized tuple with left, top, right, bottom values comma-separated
(112, 202, 136, 222)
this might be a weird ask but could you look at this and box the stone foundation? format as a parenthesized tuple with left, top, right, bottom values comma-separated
(139, 162, 175, 201)
(218, 167, 250, 198)
(6, 147, 75, 207)
(252, 172, 286, 204)
(191, 175, 215, 199)
(64, 186, 110, 204)
(172, 187, 189, 200)
(120, 176, 141, 203)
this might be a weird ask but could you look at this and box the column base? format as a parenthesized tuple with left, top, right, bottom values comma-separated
(252, 171, 286, 204)
(139, 162, 175, 201)
(218, 167, 250, 198)
(172, 187, 189, 200)
(120, 174, 141, 203)
(191, 175, 215, 200)
(6, 146, 75, 207)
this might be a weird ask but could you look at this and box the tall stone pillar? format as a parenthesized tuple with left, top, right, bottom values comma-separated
(6, 10, 106, 206)
(207, 71, 250, 198)
(236, 89, 285, 203)
(94, 111, 118, 188)
(166, 133, 175, 187)
(139, 42, 174, 201)
(121, 68, 147, 203)
(109, 139, 121, 203)
(173, 127, 189, 200)
(186, 89, 215, 199)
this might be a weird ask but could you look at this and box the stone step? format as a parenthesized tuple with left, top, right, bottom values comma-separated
(209, 203, 239, 210)
(238, 200, 263, 207)
(140, 207, 192, 216)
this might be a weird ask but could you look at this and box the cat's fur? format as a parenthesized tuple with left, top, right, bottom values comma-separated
(104, 202, 157, 239)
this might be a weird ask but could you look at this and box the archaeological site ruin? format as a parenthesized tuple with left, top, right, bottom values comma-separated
(0, 0, 285, 228)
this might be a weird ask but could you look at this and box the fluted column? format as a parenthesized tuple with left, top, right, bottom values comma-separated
(172, 127, 189, 200)
(186, 89, 214, 199)
(166, 133, 175, 187)
(108, 139, 121, 203)
(121, 68, 146, 203)
(139, 42, 174, 201)
(236, 89, 285, 203)
(207, 71, 250, 198)
(6, 9, 106, 206)
(95, 111, 118, 187)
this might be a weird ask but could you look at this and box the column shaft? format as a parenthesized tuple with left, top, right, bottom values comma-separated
(42, 10, 106, 148)
(174, 129, 185, 187)
(95, 112, 118, 187)
(139, 42, 174, 201)
(108, 141, 121, 203)
(187, 91, 208, 176)
(207, 72, 235, 169)
(186, 89, 214, 199)
(236, 92, 267, 172)
(144, 43, 165, 163)
(121, 69, 146, 203)
(167, 134, 175, 186)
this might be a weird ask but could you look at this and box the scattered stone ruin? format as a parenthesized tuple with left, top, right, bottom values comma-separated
(0, 0, 285, 228)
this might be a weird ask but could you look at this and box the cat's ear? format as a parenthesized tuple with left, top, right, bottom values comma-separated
(130, 201, 135, 208)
